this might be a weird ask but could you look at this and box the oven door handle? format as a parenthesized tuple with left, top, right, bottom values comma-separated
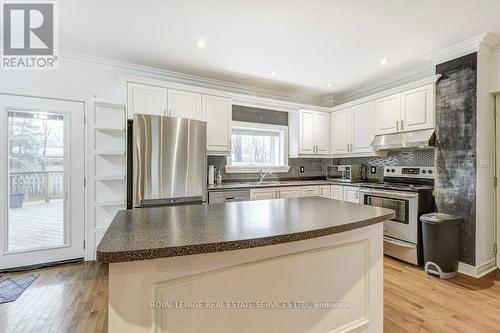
(384, 237, 416, 249)
(359, 188, 417, 199)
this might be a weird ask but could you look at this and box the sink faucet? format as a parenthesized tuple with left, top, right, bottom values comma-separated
(258, 169, 272, 182)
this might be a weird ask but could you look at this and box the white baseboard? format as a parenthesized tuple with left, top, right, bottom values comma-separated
(458, 259, 497, 278)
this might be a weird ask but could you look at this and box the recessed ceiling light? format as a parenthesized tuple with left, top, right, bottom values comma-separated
(197, 40, 207, 48)
(327, 83, 333, 88)
(380, 58, 389, 65)
(271, 69, 277, 76)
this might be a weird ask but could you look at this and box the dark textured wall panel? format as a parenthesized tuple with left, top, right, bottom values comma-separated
(435, 53, 477, 265)
(232, 105, 288, 126)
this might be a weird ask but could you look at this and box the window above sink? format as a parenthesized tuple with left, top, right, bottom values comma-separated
(225, 121, 290, 173)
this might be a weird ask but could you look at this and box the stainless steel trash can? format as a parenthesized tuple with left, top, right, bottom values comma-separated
(421, 213, 463, 279)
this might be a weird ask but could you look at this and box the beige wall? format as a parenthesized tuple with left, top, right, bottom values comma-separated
(476, 51, 496, 269)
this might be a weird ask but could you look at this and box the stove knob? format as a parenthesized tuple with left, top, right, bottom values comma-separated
(386, 168, 390, 172)
(391, 169, 395, 173)
(422, 170, 427, 174)
(428, 170, 433, 174)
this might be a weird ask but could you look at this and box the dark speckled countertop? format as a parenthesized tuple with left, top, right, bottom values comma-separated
(97, 197, 394, 263)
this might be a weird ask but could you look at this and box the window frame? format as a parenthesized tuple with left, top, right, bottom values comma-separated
(225, 121, 290, 173)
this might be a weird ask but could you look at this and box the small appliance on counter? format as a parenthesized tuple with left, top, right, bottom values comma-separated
(132, 114, 207, 207)
(359, 166, 435, 265)
(208, 165, 215, 185)
(326, 164, 364, 183)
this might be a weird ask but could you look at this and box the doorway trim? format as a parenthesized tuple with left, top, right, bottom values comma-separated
(0, 86, 93, 261)
(496, 94, 500, 268)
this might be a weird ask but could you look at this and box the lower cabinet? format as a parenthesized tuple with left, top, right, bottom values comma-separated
(249, 188, 277, 200)
(277, 187, 302, 199)
(318, 185, 331, 198)
(248, 184, 361, 202)
(300, 186, 320, 197)
(330, 185, 360, 203)
(331, 185, 344, 200)
(342, 186, 360, 203)
(250, 185, 320, 200)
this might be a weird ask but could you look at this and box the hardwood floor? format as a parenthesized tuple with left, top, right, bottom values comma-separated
(0, 261, 108, 333)
(384, 256, 500, 332)
(0, 257, 499, 332)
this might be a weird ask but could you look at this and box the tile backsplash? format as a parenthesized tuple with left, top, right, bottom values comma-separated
(333, 149, 435, 181)
(335, 149, 434, 167)
(207, 156, 332, 181)
(208, 149, 435, 183)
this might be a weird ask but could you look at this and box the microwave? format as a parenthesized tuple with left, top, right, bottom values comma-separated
(327, 165, 363, 183)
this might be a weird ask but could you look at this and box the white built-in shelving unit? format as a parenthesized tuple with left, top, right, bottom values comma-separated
(89, 99, 127, 258)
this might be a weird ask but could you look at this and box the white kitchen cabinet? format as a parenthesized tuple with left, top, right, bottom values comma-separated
(331, 108, 351, 154)
(375, 84, 434, 135)
(300, 185, 320, 197)
(331, 102, 375, 156)
(249, 188, 277, 200)
(343, 186, 360, 203)
(314, 112, 331, 154)
(375, 93, 400, 135)
(202, 95, 232, 154)
(290, 110, 330, 156)
(351, 102, 375, 153)
(168, 89, 202, 120)
(298, 110, 315, 154)
(400, 84, 434, 132)
(276, 187, 302, 199)
(330, 185, 344, 200)
(127, 83, 167, 117)
(318, 185, 331, 198)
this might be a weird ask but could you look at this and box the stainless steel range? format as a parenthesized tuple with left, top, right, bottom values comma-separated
(359, 166, 435, 265)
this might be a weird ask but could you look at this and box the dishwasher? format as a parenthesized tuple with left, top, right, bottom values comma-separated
(208, 189, 250, 204)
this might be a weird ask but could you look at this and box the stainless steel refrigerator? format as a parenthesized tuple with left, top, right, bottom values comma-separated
(133, 114, 207, 207)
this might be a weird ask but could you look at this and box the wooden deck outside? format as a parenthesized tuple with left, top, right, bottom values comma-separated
(8, 200, 64, 252)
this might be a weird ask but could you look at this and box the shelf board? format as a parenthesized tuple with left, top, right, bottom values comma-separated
(94, 200, 125, 207)
(94, 150, 126, 156)
(95, 175, 126, 181)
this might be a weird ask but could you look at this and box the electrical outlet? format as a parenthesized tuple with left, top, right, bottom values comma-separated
(300, 166, 305, 173)
(370, 166, 377, 174)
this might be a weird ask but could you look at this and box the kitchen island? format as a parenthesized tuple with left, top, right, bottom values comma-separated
(97, 197, 394, 333)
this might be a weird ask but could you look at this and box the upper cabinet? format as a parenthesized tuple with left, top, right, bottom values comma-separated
(374, 94, 400, 135)
(290, 110, 330, 156)
(375, 84, 434, 135)
(127, 82, 232, 155)
(202, 95, 232, 154)
(351, 102, 375, 153)
(168, 89, 202, 120)
(127, 83, 167, 116)
(314, 111, 331, 154)
(331, 108, 351, 154)
(331, 101, 375, 156)
(400, 85, 434, 132)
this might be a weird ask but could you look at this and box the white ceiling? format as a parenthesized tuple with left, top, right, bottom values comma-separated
(61, 0, 500, 101)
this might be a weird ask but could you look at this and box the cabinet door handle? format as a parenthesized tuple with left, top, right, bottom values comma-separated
(396, 120, 399, 131)
(400, 120, 404, 130)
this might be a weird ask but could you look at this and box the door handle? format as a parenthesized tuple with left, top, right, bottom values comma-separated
(400, 120, 404, 130)
(396, 120, 399, 131)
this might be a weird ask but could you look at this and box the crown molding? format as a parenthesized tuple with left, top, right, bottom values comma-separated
(59, 51, 323, 106)
(229, 92, 330, 113)
(422, 33, 500, 64)
(331, 74, 441, 112)
(332, 63, 435, 105)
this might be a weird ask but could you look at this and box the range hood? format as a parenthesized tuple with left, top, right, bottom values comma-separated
(370, 129, 435, 151)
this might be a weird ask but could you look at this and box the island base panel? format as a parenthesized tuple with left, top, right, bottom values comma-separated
(108, 223, 383, 333)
